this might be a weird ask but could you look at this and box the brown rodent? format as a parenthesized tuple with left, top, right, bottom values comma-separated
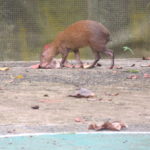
(40, 20, 114, 69)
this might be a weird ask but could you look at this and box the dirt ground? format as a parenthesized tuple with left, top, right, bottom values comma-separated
(0, 58, 150, 134)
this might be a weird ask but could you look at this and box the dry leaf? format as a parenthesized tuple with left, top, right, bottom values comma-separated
(43, 94, 49, 97)
(7, 129, 16, 134)
(16, 75, 24, 79)
(87, 98, 98, 101)
(0, 67, 9, 71)
(130, 64, 135, 67)
(64, 63, 74, 68)
(30, 60, 76, 69)
(88, 121, 128, 131)
(29, 64, 40, 69)
(31, 105, 39, 109)
(114, 66, 123, 69)
(83, 64, 92, 69)
(113, 93, 119, 96)
(142, 57, 150, 60)
(69, 88, 95, 98)
(74, 117, 85, 123)
(88, 123, 103, 130)
(98, 98, 103, 101)
(127, 75, 139, 79)
(105, 93, 119, 96)
(141, 64, 150, 67)
(144, 73, 150, 78)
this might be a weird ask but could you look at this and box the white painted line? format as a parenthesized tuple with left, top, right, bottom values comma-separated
(0, 131, 150, 138)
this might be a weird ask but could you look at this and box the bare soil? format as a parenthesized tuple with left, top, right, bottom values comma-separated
(0, 59, 150, 134)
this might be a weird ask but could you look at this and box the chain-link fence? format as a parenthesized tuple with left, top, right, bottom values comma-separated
(0, 0, 149, 60)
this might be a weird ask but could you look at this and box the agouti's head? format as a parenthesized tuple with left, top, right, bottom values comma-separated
(39, 44, 58, 68)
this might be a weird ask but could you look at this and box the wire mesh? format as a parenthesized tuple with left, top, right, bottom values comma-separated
(0, 0, 149, 60)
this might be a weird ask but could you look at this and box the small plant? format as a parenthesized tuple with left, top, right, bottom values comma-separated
(123, 46, 134, 55)
(126, 69, 139, 73)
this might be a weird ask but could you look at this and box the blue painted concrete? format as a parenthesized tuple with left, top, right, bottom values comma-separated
(0, 132, 150, 150)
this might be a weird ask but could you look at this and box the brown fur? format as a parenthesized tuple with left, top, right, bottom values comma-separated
(40, 20, 114, 69)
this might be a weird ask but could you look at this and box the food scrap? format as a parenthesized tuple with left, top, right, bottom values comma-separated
(0, 67, 9, 71)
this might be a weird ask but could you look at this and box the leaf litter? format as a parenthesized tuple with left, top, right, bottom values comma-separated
(29, 60, 101, 69)
(88, 121, 128, 131)
(69, 88, 96, 98)
(127, 75, 140, 79)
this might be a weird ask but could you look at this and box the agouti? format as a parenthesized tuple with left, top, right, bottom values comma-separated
(40, 20, 114, 69)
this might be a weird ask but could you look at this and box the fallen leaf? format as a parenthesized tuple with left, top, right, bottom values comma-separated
(88, 123, 103, 130)
(142, 56, 150, 60)
(130, 64, 135, 67)
(127, 75, 139, 79)
(113, 93, 119, 96)
(83, 62, 101, 68)
(126, 69, 139, 73)
(29, 64, 40, 69)
(144, 73, 150, 78)
(16, 75, 24, 79)
(69, 88, 96, 98)
(140, 64, 150, 67)
(114, 66, 123, 69)
(105, 93, 119, 96)
(83, 64, 92, 69)
(31, 105, 39, 109)
(98, 98, 103, 101)
(64, 63, 74, 68)
(74, 64, 84, 68)
(43, 94, 49, 97)
(0, 67, 9, 71)
(30, 60, 77, 69)
(87, 98, 98, 101)
(74, 117, 85, 123)
(88, 121, 128, 131)
(7, 129, 16, 134)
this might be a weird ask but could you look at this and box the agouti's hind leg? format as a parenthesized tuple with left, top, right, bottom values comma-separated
(103, 48, 114, 69)
(86, 51, 101, 69)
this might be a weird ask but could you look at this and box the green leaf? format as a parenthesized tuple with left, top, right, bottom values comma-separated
(123, 46, 134, 55)
(126, 69, 139, 73)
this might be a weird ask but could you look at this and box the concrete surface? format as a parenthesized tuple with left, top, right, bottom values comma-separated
(0, 59, 150, 134)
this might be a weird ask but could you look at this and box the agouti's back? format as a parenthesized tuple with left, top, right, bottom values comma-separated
(54, 20, 110, 50)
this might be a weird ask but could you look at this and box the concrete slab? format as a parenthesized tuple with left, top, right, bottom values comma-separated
(0, 59, 150, 133)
